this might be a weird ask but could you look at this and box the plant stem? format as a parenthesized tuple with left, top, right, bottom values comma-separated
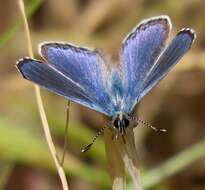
(18, 1, 69, 190)
(0, 118, 110, 188)
(127, 138, 205, 189)
(0, 0, 44, 48)
(115, 127, 143, 190)
(104, 128, 126, 190)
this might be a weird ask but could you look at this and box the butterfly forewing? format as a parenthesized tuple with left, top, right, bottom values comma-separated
(17, 44, 116, 116)
(17, 58, 103, 109)
(120, 16, 171, 113)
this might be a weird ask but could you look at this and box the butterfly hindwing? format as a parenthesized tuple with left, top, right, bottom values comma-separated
(139, 28, 196, 99)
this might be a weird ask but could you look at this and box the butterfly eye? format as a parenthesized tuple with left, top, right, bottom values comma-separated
(113, 114, 130, 129)
(113, 117, 120, 128)
(122, 117, 130, 128)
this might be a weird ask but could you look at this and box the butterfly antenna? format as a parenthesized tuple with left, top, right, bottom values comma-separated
(137, 118, 167, 133)
(61, 100, 70, 166)
(81, 125, 106, 153)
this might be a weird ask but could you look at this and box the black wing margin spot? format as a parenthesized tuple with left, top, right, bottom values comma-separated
(177, 28, 196, 42)
(16, 57, 42, 79)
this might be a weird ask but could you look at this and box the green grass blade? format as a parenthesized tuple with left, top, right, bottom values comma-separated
(0, 0, 44, 48)
(128, 138, 205, 189)
(0, 118, 110, 188)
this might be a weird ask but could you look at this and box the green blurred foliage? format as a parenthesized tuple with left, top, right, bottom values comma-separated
(0, 0, 205, 190)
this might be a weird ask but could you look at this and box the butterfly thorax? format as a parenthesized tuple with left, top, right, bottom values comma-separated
(112, 113, 130, 134)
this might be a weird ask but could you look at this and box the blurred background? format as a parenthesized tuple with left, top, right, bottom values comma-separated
(0, 0, 205, 190)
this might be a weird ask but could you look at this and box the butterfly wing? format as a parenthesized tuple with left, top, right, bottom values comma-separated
(120, 15, 171, 113)
(17, 44, 115, 116)
(138, 28, 196, 100)
(17, 16, 195, 117)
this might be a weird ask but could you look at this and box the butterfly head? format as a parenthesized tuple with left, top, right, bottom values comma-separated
(112, 113, 130, 135)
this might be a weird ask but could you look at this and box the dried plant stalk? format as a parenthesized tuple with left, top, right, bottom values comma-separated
(18, 1, 69, 190)
(115, 127, 143, 190)
(104, 128, 126, 190)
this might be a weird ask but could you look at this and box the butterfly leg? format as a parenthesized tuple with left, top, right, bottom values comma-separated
(61, 100, 70, 165)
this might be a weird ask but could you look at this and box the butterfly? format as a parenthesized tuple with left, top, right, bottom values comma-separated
(16, 15, 196, 136)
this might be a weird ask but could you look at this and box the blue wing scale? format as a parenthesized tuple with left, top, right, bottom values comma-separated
(138, 28, 196, 100)
(120, 15, 171, 113)
(16, 16, 196, 117)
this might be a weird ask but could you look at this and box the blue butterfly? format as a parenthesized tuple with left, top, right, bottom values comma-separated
(16, 15, 195, 135)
